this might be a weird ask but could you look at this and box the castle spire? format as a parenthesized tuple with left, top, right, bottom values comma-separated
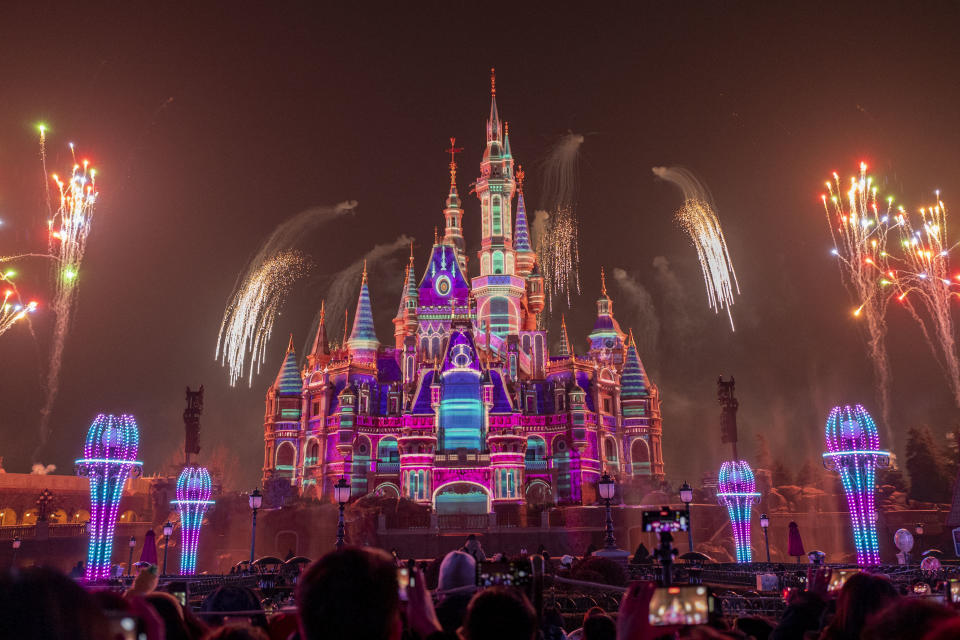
(348, 263, 380, 359)
(556, 314, 573, 357)
(621, 329, 651, 402)
(486, 66, 501, 143)
(308, 300, 330, 367)
(443, 137, 466, 272)
(273, 335, 302, 394)
(504, 121, 512, 157)
(588, 268, 627, 363)
(601, 266, 608, 297)
(514, 165, 534, 275)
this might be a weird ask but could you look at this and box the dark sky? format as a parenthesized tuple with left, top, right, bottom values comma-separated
(2, 2, 960, 489)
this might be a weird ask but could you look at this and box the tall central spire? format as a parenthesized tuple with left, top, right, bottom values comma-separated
(443, 137, 466, 272)
(348, 261, 379, 360)
(486, 67, 501, 143)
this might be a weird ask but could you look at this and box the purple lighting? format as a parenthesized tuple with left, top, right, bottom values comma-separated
(717, 459, 760, 563)
(76, 414, 141, 582)
(823, 404, 889, 565)
(173, 466, 213, 575)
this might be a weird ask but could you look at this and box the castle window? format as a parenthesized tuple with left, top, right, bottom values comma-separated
(312, 399, 321, 417)
(603, 398, 612, 414)
(492, 251, 504, 275)
(492, 196, 502, 235)
(489, 296, 510, 337)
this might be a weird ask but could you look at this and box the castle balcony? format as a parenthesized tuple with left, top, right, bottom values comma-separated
(375, 462, 400, 474)
(433, 451, 490, 467)
(524, 459, 549, 472)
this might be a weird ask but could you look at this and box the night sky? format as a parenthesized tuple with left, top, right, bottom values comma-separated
(2, 3, 960, 489)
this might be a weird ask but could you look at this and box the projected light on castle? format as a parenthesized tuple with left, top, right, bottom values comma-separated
(76, 414, 142, 581)
(823, 404, 889, 566)
(173, 466, 214, 575)
(717, 460, 760, 563)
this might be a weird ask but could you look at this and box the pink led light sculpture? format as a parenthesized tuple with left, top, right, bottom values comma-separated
(76, 414, 142, 581)
(717, 459, 760, 563)
(823, 404, 889, 565)
(173, 466, 214, 575)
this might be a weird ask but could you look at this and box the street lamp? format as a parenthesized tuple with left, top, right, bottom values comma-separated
(128, 536, 136, 576)
(249, 489, 262, 566)
(598, 472, 617, 550)
(679, 481, 694, 552)
(11, 536, 21, 568)
(162, 521, 173, 575)
(334, 477, 351, 551)
(760, 513, 771, 562)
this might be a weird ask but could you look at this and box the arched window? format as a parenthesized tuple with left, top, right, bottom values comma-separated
(431, 337, 441, 359)
(605, 438, 619, 471)
(492, 196, 502, 235)
(631, 438, 651, 475)
(377, 437, 399, 463)
(305, 440, 320, 467)
(275, 442, 297, 479)
(492, 251, 504, 274)
(481, 254, 491, 275)
(489, 296, 510, 337)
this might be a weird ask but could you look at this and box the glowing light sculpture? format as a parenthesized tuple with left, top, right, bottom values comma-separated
(717, 460, 760, 563)
(823, 404, 889, 566)
(173, 466, 214, 575)
(76, 414, 141, 581)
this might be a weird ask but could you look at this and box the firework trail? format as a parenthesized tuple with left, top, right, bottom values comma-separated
(37, 146, 98, 455)
(537, 133, 584, 309)
(305, 235, 413, 349)
(887, 193, 960, 408)
(822, 163, 895, 439)
(653, 166, 740, 330)
(0, 271, 38, 337)
(218, 250, 310, 386)
(216, 202, 356, 386)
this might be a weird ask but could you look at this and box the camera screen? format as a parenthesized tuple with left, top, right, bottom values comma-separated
(648, 585, 711, 626)
(476, 561, 531, 587)
(828, 570, 858, 592)
(642, 508, 689, 532)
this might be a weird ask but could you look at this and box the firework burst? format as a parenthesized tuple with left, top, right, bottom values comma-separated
(217, 250, 310, 386)
(822, 162, 895, 436)
(0, 271, 37, 337)
(653, 166, 740, 330)
(38, 144, 98, 453)
(537, 132, 584, 309)
(885, 193, 960, 407)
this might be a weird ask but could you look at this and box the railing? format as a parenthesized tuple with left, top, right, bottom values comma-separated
(384, 512, 430, 529)
(376, 462, 400, 474)
(0, 521, 152, 540)
(524, 460, 548, 471)
(437, 514, 489, 530)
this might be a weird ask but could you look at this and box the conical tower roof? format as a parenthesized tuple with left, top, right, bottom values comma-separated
(274, 335, 302, 395)
(556, 314, 573, 357)
(514, 170, 532, 252)
(621, 329, 650, 399)
(348, 261, 380, 355)
(310, 300, 329, 361)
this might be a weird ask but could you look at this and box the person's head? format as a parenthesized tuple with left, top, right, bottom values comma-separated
(438, 550, 477, 592)
(826, 572, 898, 640)
(200, 585, 266, 629)
(582, 613, 616, 640)
(862, 597, 956, 640)
(734, 616, 774, 640)
(582, 606, 605, 625)
(460, 587, 537, 640)
(145, 592, 191, 640)
(202, 625, 268, 640)
(297, 547, 400, 640)
(0, 567, 108, 640)
(925, 618, 960, 640)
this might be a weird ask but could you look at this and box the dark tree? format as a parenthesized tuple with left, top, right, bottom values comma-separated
(795, 460, 820, 489)
(771, 461, 793, 487)
(754, 434, 773, 470)
(905, 425, 952, 503)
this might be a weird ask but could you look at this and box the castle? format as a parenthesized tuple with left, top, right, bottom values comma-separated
(262, 74, 664, 513)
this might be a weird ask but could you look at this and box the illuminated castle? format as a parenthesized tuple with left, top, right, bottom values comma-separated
(262, 74, 664, 512)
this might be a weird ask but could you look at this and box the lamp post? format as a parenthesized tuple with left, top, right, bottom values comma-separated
(11, 536, 21, 568)
(916, 522, 925, 560)
(679, 481, 694, 552)
(127, 536, 136, 576)
(598, 472, 617, 549)
(760, 513, 771, 562)
(334, 477, 351, 551)
(162, 521, 173, 575)
(249, 489, 262, 566)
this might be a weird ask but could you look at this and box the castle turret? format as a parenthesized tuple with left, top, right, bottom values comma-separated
(307, 300, 330, 370)
(262, 335, 303, 486)
(472, 69, 526, 341)
(442, 138, 467, 274)
(587, 268, 627, 364)
(514, 166, 535, 277)
(556, 314, 573, 358)
(620, 330, 651, 413)
(347, 262, 379, 361)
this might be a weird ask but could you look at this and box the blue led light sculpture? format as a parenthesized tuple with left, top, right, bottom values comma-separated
(823, 404, 889, 565)
(717, 460, 760, 563)
(173, 466, 214, 575)
(76, 414, 142, 581)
